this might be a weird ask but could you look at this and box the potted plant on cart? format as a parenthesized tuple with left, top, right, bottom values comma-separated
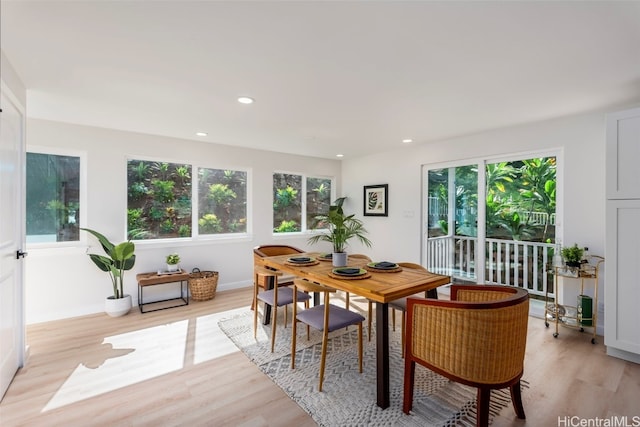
(81, 228, 136, 317)
(308, 197, 372, 267)
(561, 244, 584, 269)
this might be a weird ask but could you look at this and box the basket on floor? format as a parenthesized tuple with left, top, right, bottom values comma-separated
(188, 268, 219, 301)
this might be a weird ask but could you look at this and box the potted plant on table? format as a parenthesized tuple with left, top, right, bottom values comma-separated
(308, 197, 372, 267)
(166, 253, 180, 272)
(81, 228, 136, 317)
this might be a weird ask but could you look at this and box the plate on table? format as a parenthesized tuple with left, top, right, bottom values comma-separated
(329, 267, 371, 280)
(367, 261, 398, 270)
(318, 253, 333, 261)
(288, 256, 313, 263)
(286, 256, 319, 266)
(332, 267, 366, 276)
(365, 261, 402, 273)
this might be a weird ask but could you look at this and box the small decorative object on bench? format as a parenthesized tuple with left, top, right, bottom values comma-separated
(166, 253, 181, 272)
(189, 268, 219, 301)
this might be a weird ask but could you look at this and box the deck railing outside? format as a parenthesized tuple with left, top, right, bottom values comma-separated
(426, 235, 555, 298)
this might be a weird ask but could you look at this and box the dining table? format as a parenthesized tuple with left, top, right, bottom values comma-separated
(255, 252, 451, 409)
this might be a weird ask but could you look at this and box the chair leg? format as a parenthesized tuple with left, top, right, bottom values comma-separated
(270, 305, 278, 353)
(392, 308, 396, 331)
(402, 360, 416, 414)
(291, 313, 297, 369)
(357, 323, 363, 373)
(510, 380, 526, 419)
(284, 305, 288, 328)
(253, 287, 259, 339)
(318, 329, 329, 392)
(368, 301, 373, 341)
(401, 311, 406, 358)
(476, 388, 491, 427)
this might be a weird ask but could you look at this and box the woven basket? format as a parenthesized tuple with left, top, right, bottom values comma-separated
(188, 268, 219, 301)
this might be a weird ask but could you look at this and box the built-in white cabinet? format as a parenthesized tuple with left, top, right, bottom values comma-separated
(605, 200, 640, 358)
(605, 107, 640, 364)
(606, 107, 640, 200)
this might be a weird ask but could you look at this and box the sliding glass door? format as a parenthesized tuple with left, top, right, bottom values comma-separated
(425, 164, 478, 281)
(424, 154, 559, 297)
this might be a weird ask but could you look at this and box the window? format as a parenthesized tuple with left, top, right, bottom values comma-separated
(26, 151, 81, 243)
(127, 160, 192, 239)
(127, 159, 249, 240)
(273, 173, 332, 233)
(197, 168, 247, 234)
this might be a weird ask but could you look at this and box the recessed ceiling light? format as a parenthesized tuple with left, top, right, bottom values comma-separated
(336, 154, 344, 158)
(238, 96, 254, 104)
(195, 132, 208, 137)
(402, 139, 413, 144)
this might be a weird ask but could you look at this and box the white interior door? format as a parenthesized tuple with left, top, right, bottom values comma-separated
(0, 85, 26, 400)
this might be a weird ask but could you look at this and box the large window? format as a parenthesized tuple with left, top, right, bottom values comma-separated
(127, 160, 192, 239)
(127, 159, 249, 240)
(26, 152, 81, 243)
(197, 168, 247, 235)
(273, 173, 332, 233)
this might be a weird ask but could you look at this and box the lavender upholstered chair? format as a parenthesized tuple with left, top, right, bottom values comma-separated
(291, 278, 366, 391)
(253, 267, 311, 352)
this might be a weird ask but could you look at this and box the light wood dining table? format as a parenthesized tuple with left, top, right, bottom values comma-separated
(255, 252, 451, 409)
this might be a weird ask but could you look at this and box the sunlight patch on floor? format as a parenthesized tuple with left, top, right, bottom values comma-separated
(193, 306, 247, 364)
(42, 306, 247, 412)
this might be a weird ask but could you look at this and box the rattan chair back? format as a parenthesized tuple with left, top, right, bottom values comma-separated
(403, 284, 529, 426)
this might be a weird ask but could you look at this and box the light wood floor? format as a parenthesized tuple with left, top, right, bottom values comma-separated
(1, 287, 639, 427)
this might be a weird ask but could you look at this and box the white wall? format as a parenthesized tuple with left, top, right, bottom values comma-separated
(1, 50, 26, 106)
(342, 110, 615, 332)
(25, 119, 341, 323)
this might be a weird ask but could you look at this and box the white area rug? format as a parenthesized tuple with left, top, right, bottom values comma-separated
(219, 309, 527, 426)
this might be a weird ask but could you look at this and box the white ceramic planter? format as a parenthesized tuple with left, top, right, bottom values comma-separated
(167, 263, 179, 272)
(332, 252, 348, 267)
(105, 294, 132, 317)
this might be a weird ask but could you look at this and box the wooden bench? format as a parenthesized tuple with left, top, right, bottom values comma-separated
(136, 270, 190, 313)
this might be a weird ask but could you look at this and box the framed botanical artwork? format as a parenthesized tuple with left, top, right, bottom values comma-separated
(363, 184, 388, 217)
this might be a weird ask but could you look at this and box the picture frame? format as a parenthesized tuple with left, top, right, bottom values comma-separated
(363, 184, 388, 217)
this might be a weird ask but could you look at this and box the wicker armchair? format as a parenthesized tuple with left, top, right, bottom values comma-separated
(403, 284, 529, 427)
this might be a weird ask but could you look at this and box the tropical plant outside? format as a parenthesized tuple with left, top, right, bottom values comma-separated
(428, 157, 557, 243)
(127, 161, 247, 239)
(198, 168, 247, 234)
(273, 173, 332, 233)
(127, 160, 192, 239)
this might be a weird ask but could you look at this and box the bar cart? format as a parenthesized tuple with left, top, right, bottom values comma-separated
(544, 255, 604, 344)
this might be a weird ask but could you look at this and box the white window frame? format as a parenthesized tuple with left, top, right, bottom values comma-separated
(272, 170, 335, 236)
(25, 146, 87, 249)
(126, 155, 252, 245)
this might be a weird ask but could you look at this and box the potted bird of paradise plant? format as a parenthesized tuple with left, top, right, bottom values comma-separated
(81, 228, 136, 317)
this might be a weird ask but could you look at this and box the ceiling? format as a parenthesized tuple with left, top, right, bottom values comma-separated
(2, 1, 640, 160)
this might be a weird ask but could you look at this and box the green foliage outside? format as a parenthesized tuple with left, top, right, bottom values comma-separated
(127, 160, 192, 239)
(198, 169, 247, 234)
(273, 173, 331, 233)
(428, 157, 557, 243)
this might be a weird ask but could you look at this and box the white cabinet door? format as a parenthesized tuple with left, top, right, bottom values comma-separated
(606, 107, 640, 199)
(605, 200, 640, 355)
